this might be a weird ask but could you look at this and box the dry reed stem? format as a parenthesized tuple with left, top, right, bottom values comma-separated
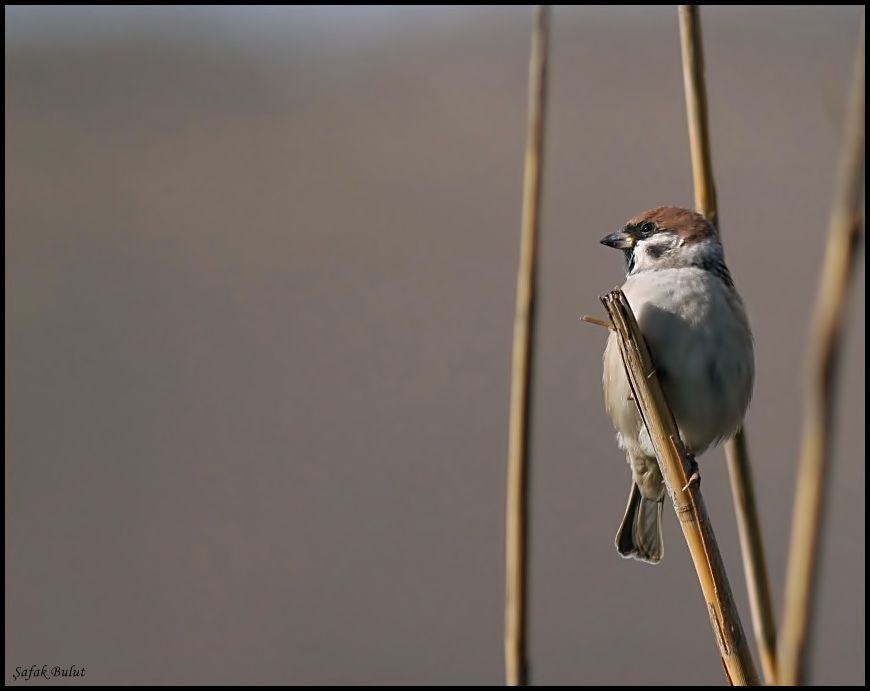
(505, 5, 549, 686)
(678, 6, 778, 682)
(778, 26, 864, 687)
(724, 433, 777, 685)
(601, 290, 760, 686)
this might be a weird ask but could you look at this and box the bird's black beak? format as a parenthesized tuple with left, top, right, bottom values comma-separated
(600, 229, 635, 251)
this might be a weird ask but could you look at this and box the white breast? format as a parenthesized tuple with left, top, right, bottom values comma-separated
(603, 267, 754, 458)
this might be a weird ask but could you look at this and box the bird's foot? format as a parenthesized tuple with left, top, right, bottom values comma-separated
(682, 454, 701, 492)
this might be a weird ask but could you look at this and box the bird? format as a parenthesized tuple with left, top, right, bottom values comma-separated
(600, 206, 754, 564)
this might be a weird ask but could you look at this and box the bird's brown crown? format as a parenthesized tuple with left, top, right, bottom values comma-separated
(626, 206, 717, 243)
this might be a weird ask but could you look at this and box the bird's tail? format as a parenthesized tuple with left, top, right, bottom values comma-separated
(615, 482, 664, 564)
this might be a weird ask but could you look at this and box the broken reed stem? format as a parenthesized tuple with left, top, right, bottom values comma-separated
(505, 5, 549, 686)
(601, 290, 760, 687)
(778, 27, 865, 687)
(678, 6, 777, 683)
(580, 315, 613, 330)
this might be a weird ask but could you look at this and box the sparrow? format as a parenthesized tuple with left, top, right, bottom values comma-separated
(600, 207, 754, 564)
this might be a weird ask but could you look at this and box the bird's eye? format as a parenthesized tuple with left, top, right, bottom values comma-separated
(640, 222, 655, 236)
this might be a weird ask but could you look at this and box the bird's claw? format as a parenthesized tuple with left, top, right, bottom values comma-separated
(682, 454, 701, 492)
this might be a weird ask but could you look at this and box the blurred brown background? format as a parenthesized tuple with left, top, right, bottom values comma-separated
(5, 6, 864, 685)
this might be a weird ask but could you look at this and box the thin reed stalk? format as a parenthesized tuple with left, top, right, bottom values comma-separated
(678, 6, 778, 683)
(778, 26, 865, 687)
(505, 5, 549, 686)
(601, 290, 760, 686)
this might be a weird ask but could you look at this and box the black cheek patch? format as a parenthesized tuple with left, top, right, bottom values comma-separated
(645, 243, 666, 259)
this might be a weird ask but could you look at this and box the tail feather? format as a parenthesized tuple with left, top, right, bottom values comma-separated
(616, 483, 664, 564)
